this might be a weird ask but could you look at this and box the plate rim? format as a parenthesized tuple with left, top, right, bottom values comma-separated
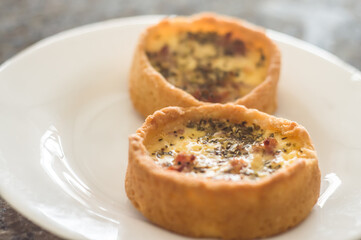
(0, 14, 360, 240)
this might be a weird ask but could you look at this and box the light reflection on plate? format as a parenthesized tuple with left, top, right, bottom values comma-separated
(0, 16, 360, 240)
(317, 173, 342, 208)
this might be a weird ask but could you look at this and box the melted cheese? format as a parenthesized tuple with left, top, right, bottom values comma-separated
(146, 31, 268, 103)
(147, 119, 304, 181)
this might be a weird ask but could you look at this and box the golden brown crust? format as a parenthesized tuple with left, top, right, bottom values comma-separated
(125, 104, 320, 239)
(129, 13, 281, 117)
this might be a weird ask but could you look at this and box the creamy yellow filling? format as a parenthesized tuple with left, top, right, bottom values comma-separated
(148, 119, 305, 181)
(146, 31, 267, 103)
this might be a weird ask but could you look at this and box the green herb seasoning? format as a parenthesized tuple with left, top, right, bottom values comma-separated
(146, 31, 268, 103)
(148, 119, 302, 181)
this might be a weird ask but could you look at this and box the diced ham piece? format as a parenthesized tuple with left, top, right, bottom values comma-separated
(263, 137, 278, 154)
(168, 153, 196, 172)
(229, 158, 248, 173)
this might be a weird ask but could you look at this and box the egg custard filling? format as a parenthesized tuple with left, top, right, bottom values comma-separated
(146, 31, 268, 103)
(148, 119, 305, 181)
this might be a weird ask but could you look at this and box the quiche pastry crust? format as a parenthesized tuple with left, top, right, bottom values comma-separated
(125, 104, 320, 239)
(129, 13, 281, 117)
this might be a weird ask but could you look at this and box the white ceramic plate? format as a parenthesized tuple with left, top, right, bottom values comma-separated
(0, 15, 360, 240)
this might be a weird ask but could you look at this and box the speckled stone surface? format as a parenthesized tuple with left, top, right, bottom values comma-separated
(0, 0, 360, 239)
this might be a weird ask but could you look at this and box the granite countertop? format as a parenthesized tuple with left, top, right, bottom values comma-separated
(0, 0, 360, 239)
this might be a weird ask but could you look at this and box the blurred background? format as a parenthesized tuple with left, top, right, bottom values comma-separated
(0, 0, 360, 239)
(1, 0, 361, 69)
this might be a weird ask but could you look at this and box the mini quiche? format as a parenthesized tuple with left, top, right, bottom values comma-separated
(125, 104, 320, 239)
(129, 13, 281, 117)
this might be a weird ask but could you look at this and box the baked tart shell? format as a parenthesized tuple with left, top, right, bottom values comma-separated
(129, 13, 281, 117)
(125, 104, 320, 239)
